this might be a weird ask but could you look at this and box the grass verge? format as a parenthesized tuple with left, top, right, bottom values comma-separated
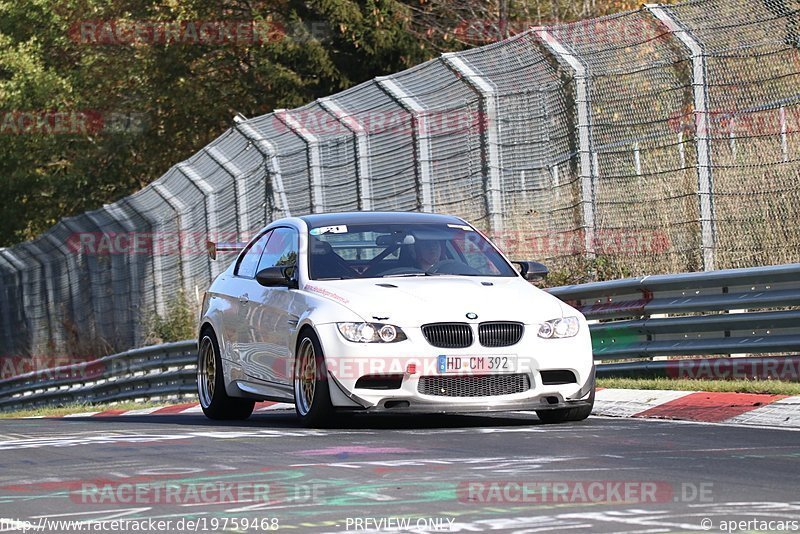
(597, 377, 800, 396)
(0, 401, 182, 419)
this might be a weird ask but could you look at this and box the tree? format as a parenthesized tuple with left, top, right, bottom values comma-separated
(1, 0, 659, 246)
(0, 0, 438, 245)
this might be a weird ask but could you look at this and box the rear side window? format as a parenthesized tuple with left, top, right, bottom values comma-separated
(235, 231, 271, 278)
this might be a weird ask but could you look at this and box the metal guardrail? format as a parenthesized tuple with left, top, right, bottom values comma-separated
(596, 355, 800, 380)
(1, 262, 799, 412)
(0, 341, 197, 412)
(548, 263, 800, 361)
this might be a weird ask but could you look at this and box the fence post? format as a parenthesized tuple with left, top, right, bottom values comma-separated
(102, 203, 143, 344)
(234, 118, 291, 220)
(0, 250, 22, 353)
(205, 145, 250, 237)
(177, 162, 220, 278)
(274, 110, 324, 213)
(376, 77, 434, 213)
(43, 232, 81, 351)
(318, 97, 373, 211)
(116, 197, 164, 319)
(780, 106, 789, 163)
(6, 246, 46, 354)
(440, 53, 504, 236)
(20, 243, 55, 352)
(646, 4, 716, 271)
(1, 249, 30, 355)
(534, 29, 597, 257)
(152, 182, 193, 299)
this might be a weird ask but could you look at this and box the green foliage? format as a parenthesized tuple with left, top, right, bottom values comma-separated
(0, 0, 447, 246)
(1, 0, 677, 246)
(147, 290, 195, 343)
(545, 255, 634, 287)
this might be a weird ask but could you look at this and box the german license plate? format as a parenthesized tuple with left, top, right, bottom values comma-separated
(437, 355, 516, 374)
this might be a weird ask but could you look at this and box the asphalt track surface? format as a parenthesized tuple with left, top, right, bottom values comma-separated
(0, 411, 799, 533)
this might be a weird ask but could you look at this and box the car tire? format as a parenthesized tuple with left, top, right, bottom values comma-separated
(197, 330, 255, 420)
(293, 329, 334, 427)
(535, 388, 594, 424)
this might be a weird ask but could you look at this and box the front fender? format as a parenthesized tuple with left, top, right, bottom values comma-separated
(289, 290, 364, 355)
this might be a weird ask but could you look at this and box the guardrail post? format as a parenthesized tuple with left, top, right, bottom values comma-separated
(440, 53, 504, 236)
(534, 29, 597, 257)
(646, 4, 716, 271)
(376, 77, 434, 213)
(177, 162, 220, 278)
(273, 110, 324, 213)
(317, 97, 374, 211)
(152, 182, 193, 298)
(205, 145, 250, 236)
(234, 119, 291, 221)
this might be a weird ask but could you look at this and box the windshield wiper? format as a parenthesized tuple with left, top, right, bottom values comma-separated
(381, 272, 446, 278)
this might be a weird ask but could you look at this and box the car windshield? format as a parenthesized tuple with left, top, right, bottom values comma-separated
(307, 222, 517, 280)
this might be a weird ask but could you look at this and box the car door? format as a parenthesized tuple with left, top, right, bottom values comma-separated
(224, 230, 272, 372)
(244, 227, 299, 390)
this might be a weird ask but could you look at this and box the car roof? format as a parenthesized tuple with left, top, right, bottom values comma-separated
(299, 211, 468, 227)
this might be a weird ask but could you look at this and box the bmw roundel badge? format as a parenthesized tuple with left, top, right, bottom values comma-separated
(466, 312, 478, 320)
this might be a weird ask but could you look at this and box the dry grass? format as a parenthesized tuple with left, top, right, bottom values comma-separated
(0, 400, 178, 419)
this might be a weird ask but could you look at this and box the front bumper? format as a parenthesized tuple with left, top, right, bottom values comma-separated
(333, 378, 594, 414)
(315, 322, 595, 413)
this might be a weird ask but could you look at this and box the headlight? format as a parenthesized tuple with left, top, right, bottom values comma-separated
(337, 322, 407, 343)
(538, 316, 580, 338)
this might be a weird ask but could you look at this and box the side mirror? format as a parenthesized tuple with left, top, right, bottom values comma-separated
(255, 266, 297, 288)
(514, 261, 549, 282)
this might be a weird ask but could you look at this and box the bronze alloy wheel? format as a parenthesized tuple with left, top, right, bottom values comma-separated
(196, 329, 255, 420)
(198, 335, 216, 408)
(293, 331, 333, 427)
(294, 337, 316, 416)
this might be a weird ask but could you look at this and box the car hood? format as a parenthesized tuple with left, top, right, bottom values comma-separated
(303, 276, 568, 327)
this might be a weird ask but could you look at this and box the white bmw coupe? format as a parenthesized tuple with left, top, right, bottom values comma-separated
(198, 212, 594, 426)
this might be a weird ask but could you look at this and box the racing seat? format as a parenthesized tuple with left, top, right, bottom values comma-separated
(309, 238, 356, 279)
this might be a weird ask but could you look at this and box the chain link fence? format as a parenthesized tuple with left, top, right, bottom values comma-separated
(1, 0, 799, 357)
